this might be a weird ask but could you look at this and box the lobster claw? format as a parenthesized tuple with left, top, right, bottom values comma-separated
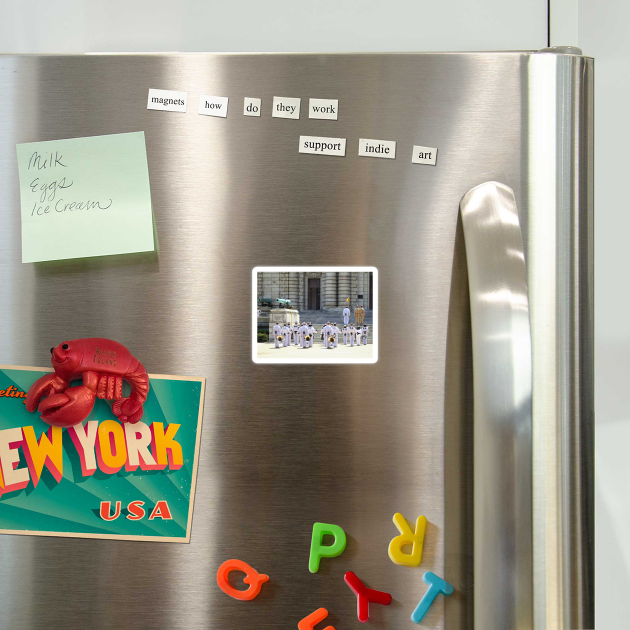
(37, 386, 96, 428)
(25, 373, 67, 413)
(112, 398, 144, 424)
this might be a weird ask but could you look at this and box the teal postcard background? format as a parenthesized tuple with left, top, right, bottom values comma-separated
(0, 367, 204, 542)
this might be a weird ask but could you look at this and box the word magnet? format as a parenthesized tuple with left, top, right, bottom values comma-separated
(411, 145, 438, 165)
(244, 97, 261, 117)
(344, 571, 392, 622)
(308, 98, 338, 120)
(147, 88, 187, 112)
(309, 522, 346, 573)
(216, 559, 269, 601)
(358, 138, 396, 159)
(388, 512, 427, 566)
(272, 96, 300, 119)
(198, 95, 228, 118)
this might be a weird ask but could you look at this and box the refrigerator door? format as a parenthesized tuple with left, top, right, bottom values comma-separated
(0, 52, 593, 629)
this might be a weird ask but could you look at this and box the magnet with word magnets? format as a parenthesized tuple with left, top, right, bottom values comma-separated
(25, 338, 149, 428)
(298, 607, 335, 630)
(410, 571, 454, 623)
(388, 512, 427, 567)
(344, 571, 392, 622)
(309, 522, 347, 573)
(216, 559, 269, 601)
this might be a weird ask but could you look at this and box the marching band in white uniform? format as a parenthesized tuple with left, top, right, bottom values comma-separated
(270, 322, 369, 350)
(272, 323, 282, 348)
(362, 324, 369, 344)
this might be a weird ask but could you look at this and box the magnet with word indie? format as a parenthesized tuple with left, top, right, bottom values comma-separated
(216, 559, 269, 601)
(344, 571, 392, 622)
(388, 512, 427, 567)
(410, 571, 454, 623)
(298, 607, 335, 630)
(309, 522, 347, 573)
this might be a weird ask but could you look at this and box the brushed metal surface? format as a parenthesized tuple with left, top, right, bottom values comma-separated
(0, 52, 593, 629)
(527, 52, 595, 629)
(460, 182, 533, 630)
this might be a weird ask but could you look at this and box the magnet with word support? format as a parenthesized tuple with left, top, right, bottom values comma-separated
(298, 607, 335, 630)
(344, 571, 392, 622)
(388, 512, 427, 567)
(410, 571, 454, 623)
(308, 522, 347, 573)
(216, 559, 269, 601)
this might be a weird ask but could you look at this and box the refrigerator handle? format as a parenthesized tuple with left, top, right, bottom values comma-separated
(459, 182, 533, 629)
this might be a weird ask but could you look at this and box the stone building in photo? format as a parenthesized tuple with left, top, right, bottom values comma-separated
(257, 271, 373, 312)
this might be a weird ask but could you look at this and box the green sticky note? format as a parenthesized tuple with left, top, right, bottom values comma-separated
(16, 132, 155, 263)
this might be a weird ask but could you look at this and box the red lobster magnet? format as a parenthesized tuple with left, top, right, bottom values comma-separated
(26, 338, 149, 428)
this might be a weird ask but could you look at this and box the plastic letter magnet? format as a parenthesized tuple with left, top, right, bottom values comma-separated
(344, 571, 392, 622)
(309, 522, 347, 573)
(411, 571, 454, 623)
(298, 607, 335, 630)
(388, 512, 427, 567)
(216, 559, 269, 601)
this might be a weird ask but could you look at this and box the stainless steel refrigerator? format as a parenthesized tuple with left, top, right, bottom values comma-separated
(0, 50, 593, 629)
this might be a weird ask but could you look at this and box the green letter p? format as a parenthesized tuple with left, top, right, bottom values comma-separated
(308, 522, 347, 573)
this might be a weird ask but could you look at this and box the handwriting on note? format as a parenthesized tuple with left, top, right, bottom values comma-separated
(17, 132, 154, 263)
(26, 151, 113, 216)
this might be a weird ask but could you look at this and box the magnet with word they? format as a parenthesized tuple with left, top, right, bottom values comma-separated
(388, 512, 427, 567)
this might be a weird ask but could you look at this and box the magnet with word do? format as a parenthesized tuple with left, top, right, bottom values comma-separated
(410, 572, 454, 623)
(216, 559, 269, 601)
(308, 522, 347, 573)
(298, 607, 335, 630)
(388, 512, 427, 567)
(344, 571, 392, 622)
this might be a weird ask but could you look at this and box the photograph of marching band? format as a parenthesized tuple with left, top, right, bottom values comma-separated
(252, 267, 378, 364)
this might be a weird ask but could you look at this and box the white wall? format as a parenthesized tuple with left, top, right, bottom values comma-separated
(0, 0, 547, 53)
(576, 1, 629, 627)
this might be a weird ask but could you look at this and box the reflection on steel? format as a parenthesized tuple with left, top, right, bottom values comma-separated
(0, 52, 593, 629)
(527, 51, 595, 630)
(460, 181, 533, 630)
